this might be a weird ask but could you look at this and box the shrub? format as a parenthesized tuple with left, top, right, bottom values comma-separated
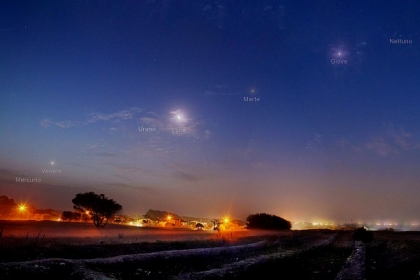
(353, 227, 374, 243)
(246, 213, 291, 230)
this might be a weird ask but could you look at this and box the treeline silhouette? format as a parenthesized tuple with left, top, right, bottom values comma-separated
(246, 213, 291, 230)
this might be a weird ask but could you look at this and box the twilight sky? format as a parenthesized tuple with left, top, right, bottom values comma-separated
(1, 0, 420, 223)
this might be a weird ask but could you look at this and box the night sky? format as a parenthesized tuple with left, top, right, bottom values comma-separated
(1, 0, 420, 224)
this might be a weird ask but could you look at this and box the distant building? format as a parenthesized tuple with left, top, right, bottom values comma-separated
(33, 209, 61, 221)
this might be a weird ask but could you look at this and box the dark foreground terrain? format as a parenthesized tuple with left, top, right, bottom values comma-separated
(1, 221, 420, 279)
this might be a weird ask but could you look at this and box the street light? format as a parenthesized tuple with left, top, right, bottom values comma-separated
(17, 203, 27, 219)
(18, 204, 26, 213)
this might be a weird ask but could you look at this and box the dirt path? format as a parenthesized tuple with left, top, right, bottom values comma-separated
(0, 232, 337, 279)
(335, 241, 365, 280)
(0, 230, 356, 279)
(0, 241, 267, 279)
(175, 233, 338, 279)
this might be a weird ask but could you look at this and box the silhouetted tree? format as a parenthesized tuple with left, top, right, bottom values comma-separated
(61, 211, 81, 222)
(61, 211, 73, 221)
(246, 213, 291, 230)
(72, 192, 122, 227)
(0, 195, 17, 218)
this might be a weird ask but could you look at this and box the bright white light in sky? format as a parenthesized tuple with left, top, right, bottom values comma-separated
(170, 109, 187, 123)
(50, 161, 55, 165)
(329, 44, 350, 59)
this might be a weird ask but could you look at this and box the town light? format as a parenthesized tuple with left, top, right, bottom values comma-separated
(167, 215, 172, 221)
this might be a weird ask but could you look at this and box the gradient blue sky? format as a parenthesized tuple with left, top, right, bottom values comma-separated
(1, 0, 420, 223)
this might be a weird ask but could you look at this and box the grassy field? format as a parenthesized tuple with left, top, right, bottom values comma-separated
(1, 221, 420, 279)
(365, 231, 420, 280)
